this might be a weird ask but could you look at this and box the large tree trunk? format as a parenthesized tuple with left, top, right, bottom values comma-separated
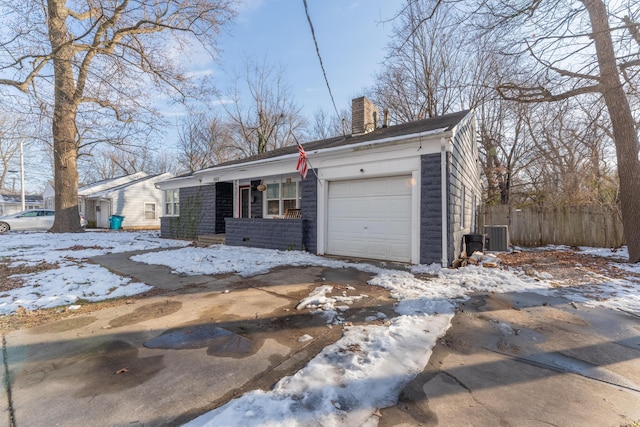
(48, 0, 82, 233)
(583, 0, 640, 262)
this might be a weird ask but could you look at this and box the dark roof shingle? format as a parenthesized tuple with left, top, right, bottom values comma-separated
(193, 109, 471, 174)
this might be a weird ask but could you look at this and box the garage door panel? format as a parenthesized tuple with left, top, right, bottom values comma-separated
(327, 176, 412, 262)
(332, 196, 410, 216)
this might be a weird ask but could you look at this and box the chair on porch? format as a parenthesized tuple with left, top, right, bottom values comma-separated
(283, 209, 302, 219)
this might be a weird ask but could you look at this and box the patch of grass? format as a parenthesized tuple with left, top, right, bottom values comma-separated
(0, 260, 59, 292)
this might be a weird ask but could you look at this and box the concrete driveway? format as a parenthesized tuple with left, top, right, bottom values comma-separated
(380, 291, 640, 427)
(2, 249, 640, 426)
(2, 250, 395, 426)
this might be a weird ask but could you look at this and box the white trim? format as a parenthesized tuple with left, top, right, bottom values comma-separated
(317, 178, 327, 255)
(233, 180, 239, 218)
(261, 179, 302, 218)
(144, 202, 157, 220)
(441, 137, 452, 267)
(238, 185, 251, 218)
(411, 170, 421, 264)
(163, 188, 180, 217)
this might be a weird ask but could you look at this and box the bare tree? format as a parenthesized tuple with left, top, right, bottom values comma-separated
(221, 58, 308, 156)
(374, 0, 536, 206)
(477, 99, 539, 206)
(80, 142, 178, 183)
(310, 107, 350, 140)
(415, 0, 640, 262)
(177, 112, 235, 172)
(371, 1, 473, 123)
(0, 115, 22, 191)
(520, 99, 618, 207)
(0, 0, 235, 231)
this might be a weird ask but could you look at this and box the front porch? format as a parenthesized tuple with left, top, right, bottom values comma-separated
(160, 171, 318, 253)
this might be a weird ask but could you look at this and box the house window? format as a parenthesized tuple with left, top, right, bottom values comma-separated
(282, 182, 298, 212)
(164, 189, 179, 216)
(266, 183, 280, 215)
(264, 180, 301, 217)
(145, 203, 156, 220)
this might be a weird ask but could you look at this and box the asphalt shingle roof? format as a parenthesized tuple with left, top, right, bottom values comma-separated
(179, 109, 471, 177)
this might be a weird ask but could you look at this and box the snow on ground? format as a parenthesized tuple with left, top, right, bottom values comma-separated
(135, 244, 640, 427)
(185, 302, 454, 427)
(2, 232, 640, 426)
(0, 230, 189, 314)
(131, 245, 363, 277)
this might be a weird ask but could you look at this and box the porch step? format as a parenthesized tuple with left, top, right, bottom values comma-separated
(196, 234, 226, 246)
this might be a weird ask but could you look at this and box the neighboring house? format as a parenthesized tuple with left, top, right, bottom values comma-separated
(156, 97, 482, 266)
(44, 172, 172, 229)
(42, 181, 55, 210)
(0, 194, 44, 216)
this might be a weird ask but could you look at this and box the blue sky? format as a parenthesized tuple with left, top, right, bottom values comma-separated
(204, 0, 402, 118)
(18, 1, 403, 193)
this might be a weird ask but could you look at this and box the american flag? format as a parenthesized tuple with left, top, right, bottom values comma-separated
(296, 139, 308, 179)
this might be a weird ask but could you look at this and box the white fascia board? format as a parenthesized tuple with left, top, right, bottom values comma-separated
(309, 127, 450, 159)
(311, 137, 441, 174)
(154, 175, 201, 190)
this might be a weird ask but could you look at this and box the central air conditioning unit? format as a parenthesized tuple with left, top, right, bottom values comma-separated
(484, 225, 509, 252)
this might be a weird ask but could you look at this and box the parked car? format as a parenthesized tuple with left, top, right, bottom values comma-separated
(0, 209, 86, 233)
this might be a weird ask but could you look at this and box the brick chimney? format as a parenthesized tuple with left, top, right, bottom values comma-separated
(351, 96, 379, 136)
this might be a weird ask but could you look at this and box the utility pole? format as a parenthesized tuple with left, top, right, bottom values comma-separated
(19, 139, 24, 211)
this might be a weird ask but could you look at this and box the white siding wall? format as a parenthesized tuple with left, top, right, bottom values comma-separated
(106, 174, 170, 229)
(42, 182, 55, 209)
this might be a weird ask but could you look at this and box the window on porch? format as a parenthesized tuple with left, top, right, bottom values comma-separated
(265, 181, 301, 217)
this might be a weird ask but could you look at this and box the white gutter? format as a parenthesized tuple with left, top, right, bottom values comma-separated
(440, 137, 453, 267)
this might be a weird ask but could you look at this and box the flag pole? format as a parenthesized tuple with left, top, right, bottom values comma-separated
(291, 132, 322, 185)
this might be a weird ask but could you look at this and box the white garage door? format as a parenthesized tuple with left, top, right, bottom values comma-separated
(327, 175, 412, 262)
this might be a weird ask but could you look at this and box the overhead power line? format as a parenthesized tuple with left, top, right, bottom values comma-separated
(302, 0, 341, 121)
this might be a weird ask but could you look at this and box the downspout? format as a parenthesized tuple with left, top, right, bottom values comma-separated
(440, 137, 452, 267)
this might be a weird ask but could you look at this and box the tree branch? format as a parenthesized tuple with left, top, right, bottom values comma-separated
(80, 97, 133, 122)
(622, 16, 640, 46)
(524, 39, 601, 82)
(67, 6, 100, 21)
(496, 83, 600, 102)
(0, 54, 52, 92)
(621, 58, 640, 69)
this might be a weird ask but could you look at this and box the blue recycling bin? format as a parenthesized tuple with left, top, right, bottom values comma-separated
(109, 215, 125, 230)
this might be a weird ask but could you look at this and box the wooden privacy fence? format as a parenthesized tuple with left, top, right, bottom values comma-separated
(478, 205, 625, 248)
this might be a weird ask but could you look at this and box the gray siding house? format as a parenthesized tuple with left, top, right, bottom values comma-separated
(156, 97, 482, 266)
